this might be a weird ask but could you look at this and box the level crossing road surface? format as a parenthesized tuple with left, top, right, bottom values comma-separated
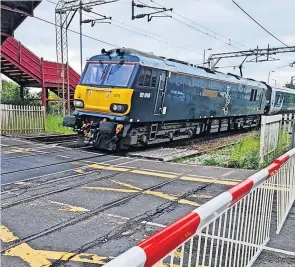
(0, 135, 278, 267)
(254, 203, 295, 267)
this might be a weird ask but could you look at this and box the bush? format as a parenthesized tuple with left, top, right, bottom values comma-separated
(226, 137, 260, 169)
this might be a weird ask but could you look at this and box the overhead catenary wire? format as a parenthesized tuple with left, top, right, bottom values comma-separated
(232, 0, 290, 48)
(170, 17, 240, 49)
(33, 15, 119, 47)
(150, 0, 247, 48)
(85, 10, 204, 58)
(46, 0, 205, 57)
(90, 9, 203, 53)
(140, 0, 241, 49)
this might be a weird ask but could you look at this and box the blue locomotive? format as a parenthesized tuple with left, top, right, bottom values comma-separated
(63, 48, 295, 150)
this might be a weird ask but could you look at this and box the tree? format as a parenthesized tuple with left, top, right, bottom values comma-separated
(1, 79, 40, 105)
(285, 83, 295, 89)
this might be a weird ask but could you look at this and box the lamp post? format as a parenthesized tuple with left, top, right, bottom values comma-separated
(272, 79, 277, 86)
(203, 48, 212, 67)
(268, 70, 274, 84)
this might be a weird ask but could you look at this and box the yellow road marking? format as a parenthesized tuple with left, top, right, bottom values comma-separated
(83, 180, 201, 207)
(82, 186, 138, 193)
(75, 168, 84, 174)
(110, 179, 142, 191)
(0, 225, 19, 242)
(2, 148, 35, 155)
(1, 225, 51, 267)
(37, 250, 114, 264)
(144, 190, 200, 207)
(14, 181, 26, 185)
(10, 148, 34, 154)
(89, 164, 130, 172)
(180, 176, 238, 186)
(174, 250, 182, 258)
(191, 194, 213, 199)
(60, 206, 88, 212)
(4, 243, 52, 267)
(71, 161, 87, 165)
(1, 225, 113, 266)
(49, 201, 89, 212)
(86, 162, 239, 187)
(153, 264, 180, 267)
(131, 169, 178, 178)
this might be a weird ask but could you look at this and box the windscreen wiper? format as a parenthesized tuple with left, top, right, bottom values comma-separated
(110, 59, 126, 75)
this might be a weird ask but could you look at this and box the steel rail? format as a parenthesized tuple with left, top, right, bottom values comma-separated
(1, 162, 214, 254)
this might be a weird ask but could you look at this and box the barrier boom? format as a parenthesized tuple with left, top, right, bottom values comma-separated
(104, 148, 295, 267)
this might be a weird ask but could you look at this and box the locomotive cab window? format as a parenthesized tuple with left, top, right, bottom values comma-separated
(250, 89, 257, 101)
(137, 68, 158, 88)
(104, 64, 135, 87)
(81, 63, 108, 85)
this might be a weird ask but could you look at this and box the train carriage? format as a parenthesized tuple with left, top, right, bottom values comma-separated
(63, 48, 295, 151)
(268, 86, 295, 114)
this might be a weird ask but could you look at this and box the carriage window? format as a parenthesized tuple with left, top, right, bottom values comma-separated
(253, 90, 257, 101)
(137, 68, 158, 87)
(250, 89, 257, 101)
(151, 70, 158, 87)
(144, 69, 152, 86)
(138, 69, 145, 86)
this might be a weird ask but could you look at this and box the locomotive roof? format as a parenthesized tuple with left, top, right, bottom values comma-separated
(272, 86, 295, 94)
(90, 48, 268, 89)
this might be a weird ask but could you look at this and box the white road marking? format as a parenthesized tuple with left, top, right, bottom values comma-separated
(83, 157, 129, 165)
(56, 155, 71, 159)
(262, 246, 295, 256)
(48, 200, 90, 212)
(106, 213, 166, 228)
(220, 170, 236, 177)
(115, 159, 140, 166)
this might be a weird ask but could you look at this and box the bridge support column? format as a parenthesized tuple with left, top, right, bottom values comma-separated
(40, 57, 48, 112)
(20, 86, 24, 102)
(41, 87, 48, 108)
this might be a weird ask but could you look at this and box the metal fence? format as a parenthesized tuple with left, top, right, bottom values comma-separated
(282, 113, 294, 145)
(274, 152, 295, 234)
(104, 147, 295, 267)
(259, 114, 282, 163)
(0, 104, 46, 135)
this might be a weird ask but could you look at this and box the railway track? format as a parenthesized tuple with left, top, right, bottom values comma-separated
(1, 157, 214, 255)
(21, 133, 78, 143)
(0, 131, 256, 263)
(2, 128, 257, 164)
(1, 152, 109, 175)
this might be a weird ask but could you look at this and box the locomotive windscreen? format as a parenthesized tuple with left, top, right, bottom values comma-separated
(80, 62, 135, 87)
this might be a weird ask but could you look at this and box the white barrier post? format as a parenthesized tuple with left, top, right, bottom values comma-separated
(259, 115, 282, 163)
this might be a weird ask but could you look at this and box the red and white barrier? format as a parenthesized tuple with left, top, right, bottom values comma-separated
(104, 148, 295, 267)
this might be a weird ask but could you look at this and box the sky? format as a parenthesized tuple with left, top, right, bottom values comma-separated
(9, 0, 295, 87)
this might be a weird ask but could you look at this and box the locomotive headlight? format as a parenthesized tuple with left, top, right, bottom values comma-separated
(73, 99, 84, 108)
(110, 103, 128, 113)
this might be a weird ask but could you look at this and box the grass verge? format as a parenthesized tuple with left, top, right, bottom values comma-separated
(46, 115, 74, 134)
(179, 130, 292, 170)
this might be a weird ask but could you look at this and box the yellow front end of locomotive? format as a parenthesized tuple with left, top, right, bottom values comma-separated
(74, 85, 134, 116)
